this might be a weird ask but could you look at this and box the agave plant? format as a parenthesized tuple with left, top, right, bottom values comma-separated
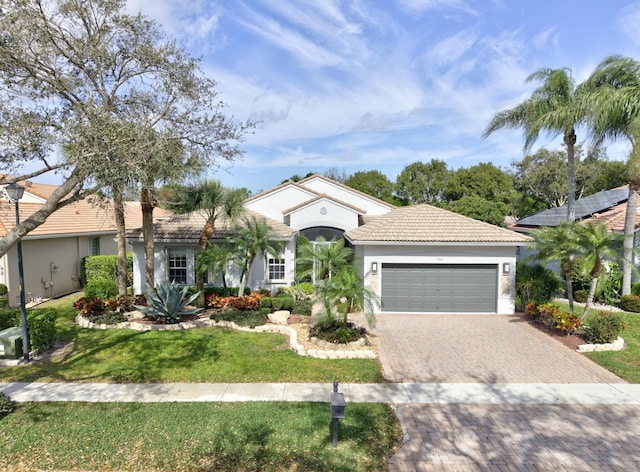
(135, 282, 202, 324)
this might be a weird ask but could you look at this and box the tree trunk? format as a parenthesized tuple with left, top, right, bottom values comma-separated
(112, 190, 128, 296)
(140, 186, 155, 292)
(622, 187, 638, 295)
(195, 219, 216, 307)
(564, 271, 574, 315)
(565, 129, 577, 222)
(582, 277, 599, 319)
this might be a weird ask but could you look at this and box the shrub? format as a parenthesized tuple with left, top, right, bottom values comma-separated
(599, 262, 622, 305)
(619, 294, 640, 313)
(584, 311, 626, 344)
(631, 282, 640, 296)
(293, 299, 312, 316)
(89, 312, 127, 325)
(276, 284, 313, 300)
(209, 310, 268, 328)
(135, 282, 202, 324)
(573, 290, 588, 303)
(259, 297, 272, 309)
(309, 320, 366, 344)
(19, 308, 57, 355)
(533, 303, 560, 328)
(271, 297, 294, 311)
(0, 392, 15, 420)
(83, 254, 133, 287)
(553, 310, 582, 336)
(84, 277, 118, 300)
(103, 295, 139, 313)
(0, 308, 20, 331)
(0, 283, 7, 296)
(73, 297, 105, 318)
(515, 262, 561, 310)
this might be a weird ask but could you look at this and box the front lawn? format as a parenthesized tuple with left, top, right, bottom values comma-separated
(549, 300, 640, 383)
(0, 293, 383, 383)
(0, 402, 402, 471)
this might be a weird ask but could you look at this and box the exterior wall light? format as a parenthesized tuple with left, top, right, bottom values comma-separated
(503, 262, 510, 274)
(371, 262, 377, 274)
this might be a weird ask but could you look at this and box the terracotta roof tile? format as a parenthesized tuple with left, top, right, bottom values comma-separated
(346, 204, 531, 244)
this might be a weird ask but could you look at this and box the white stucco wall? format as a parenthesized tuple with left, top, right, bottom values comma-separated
(355, 244, 518, 314)
(132, 239, 296, 296)
(300, 177, 392, 216)
(245, 185, 317, 223)
(287, 199, 360, 232)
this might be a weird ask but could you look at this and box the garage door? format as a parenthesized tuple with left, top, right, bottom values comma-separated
(381, 263, 498, 313)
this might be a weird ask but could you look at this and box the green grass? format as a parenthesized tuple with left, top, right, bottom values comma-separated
(0, 402, 402, 471)
(0, 293, 383, 383)
(549, 300, 640, 383)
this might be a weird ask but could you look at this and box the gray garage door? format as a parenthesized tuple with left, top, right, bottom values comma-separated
(381, 263, 498, 313)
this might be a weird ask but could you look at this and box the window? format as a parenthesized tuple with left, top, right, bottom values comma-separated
(268, 257, 285, 281)
(167, 248, 189, 284)
(90, 237, 100, 256)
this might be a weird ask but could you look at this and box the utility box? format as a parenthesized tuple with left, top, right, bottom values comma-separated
(330, 392, 346, 419)
(0, 327, 23, 359)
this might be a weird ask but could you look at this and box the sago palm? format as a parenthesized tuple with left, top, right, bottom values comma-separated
(483, 68, 585, 221)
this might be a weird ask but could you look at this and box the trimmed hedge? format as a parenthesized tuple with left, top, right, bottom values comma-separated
(83, 253, 132, 287)
(0, 308, 20, 331)
(84, 278, 119, 299)
(1, 307, 57, 355)
(259, 297, 294, 311)
(619, 294, 640, 313)
(584, 311, 626, 344)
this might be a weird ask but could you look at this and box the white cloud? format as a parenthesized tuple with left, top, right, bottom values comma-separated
(619, 2, 640, 46)
(394, 0, 477, 15)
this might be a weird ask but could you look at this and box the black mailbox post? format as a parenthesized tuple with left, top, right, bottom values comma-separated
(330, 381, 346, 448)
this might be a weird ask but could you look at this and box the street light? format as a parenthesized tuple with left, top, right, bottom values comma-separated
(5, 182, 29, 362)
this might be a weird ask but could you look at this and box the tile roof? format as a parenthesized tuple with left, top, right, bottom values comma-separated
(297, 173, 395, 209)
(0, 198, 173, 238)
(345, 204, 531, 244)
(126, 209, 295, 242)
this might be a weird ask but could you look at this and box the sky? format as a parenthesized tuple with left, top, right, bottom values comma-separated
(34, 1, 640, 194)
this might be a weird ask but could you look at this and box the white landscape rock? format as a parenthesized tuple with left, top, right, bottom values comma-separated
(268, 310, 290, 325)
(577, 337, 625, 353)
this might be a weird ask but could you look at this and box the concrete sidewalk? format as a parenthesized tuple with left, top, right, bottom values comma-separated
(3, 381, 640, 405)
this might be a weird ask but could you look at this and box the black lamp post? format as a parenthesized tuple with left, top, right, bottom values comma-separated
(5, 182, 29, 362)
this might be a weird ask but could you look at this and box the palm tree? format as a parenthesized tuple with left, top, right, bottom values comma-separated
(574, 222, 621, 318)
(529, 222, 582, 314)
(582, 55, 640, 295)
(296, 237, 353, 284)
(196, 242, 235, 295)
(483, 68, 584, 221)
(232, 216, 286, 296)
(165, 180, 246, 306)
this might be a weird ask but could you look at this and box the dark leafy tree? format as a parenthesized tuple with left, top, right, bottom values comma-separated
(443, 196, 509, 226)
(394, 160, 450, 205)
(344, 170, 396, 204)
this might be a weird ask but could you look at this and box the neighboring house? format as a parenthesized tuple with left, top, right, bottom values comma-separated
(129, 174, 530, 314)
(0, 181, 171, 306)
(509, 185, 640, 261)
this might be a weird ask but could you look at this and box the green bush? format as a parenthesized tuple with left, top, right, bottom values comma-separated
(573, 290, 588, 303)
(0, 309, 20, 331)
(19, 308, 57, 355)
(209, 310, 268, 328)
(0, 392, 15, 420)
(203, 286, 250, 297)
(84, 277, 118, 299)
(631, 282, 640, 296)
(259, 297, 272, 309)
(515, 262, 561, 310)
(259, 307, 271, 316)
(83, 253, 133, 287)
(309, 320, 366, 344)
(619, 294, 640, 313)
(584, 311, 626, 344)
(553, 310, 582, 336)
(293, 299, 312, 316)
(599, 262, 622, 305)
(0, 283, 7, 296)
(89, 312, 127, 325)
(276, 283, 313, 300)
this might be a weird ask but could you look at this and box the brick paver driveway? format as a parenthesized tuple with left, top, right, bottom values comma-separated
(371, 313, 624, 383)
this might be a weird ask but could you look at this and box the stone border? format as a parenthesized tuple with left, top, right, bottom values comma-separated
(577, 337, 625, 353)
(75, 315, 377, 359)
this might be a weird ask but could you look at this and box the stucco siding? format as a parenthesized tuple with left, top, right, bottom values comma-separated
(288, 200, 359, 231)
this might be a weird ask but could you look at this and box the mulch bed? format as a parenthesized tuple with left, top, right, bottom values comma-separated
(514, 312, 588, 351)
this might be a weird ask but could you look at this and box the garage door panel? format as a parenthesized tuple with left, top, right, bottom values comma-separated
(381, 263, 497, 313)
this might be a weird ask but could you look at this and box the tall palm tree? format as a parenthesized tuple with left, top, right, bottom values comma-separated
(165, 180, 246, 306)
(296, 237, 353, 284)
(529, 222, 582, 314)
(582, 55, 640, 295)
(232, 216, 286, 296)
(483, 68, 584, 221)
(574, 222, 621, 318)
